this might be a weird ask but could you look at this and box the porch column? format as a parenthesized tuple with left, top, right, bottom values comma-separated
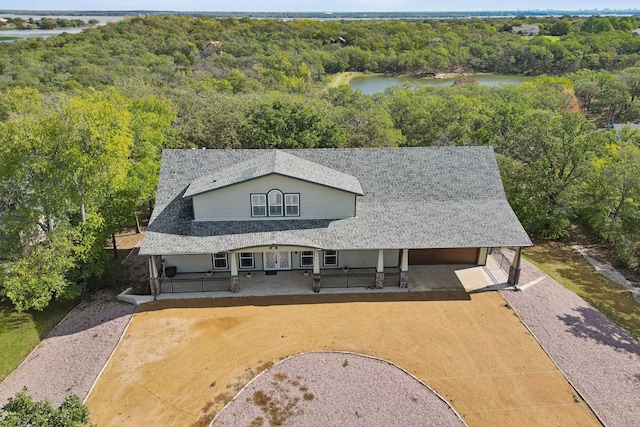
(149, 256, 160, 297)
(374, 249, 385, 289)
(230, 252, 240, 293)
(312, 250, 321, 292)
(399, 249, 409, 288)
(507, 247, 522, 287)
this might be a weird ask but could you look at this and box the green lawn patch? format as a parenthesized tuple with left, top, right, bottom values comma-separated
(0, 299, 78, 382)
(524, 241, 640, 341)
(326, 71, 367, 89)
(541, 35, 560, 42)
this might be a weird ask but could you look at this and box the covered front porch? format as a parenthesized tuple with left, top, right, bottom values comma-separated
(138, 253, 512, 303)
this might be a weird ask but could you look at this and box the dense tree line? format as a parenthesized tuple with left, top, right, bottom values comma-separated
(0, 15, 639, 310)
(1, 15, 640, 92)
(0, 16, 95, 30)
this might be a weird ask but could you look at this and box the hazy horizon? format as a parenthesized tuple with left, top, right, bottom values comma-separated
(1, 1, 639, 13)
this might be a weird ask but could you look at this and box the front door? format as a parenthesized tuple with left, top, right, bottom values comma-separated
(263, 251, 291, 271)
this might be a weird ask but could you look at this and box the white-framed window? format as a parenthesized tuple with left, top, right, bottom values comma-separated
(213, 253, 228, 269)
(285, 193, 300, 217)
(323, 250, 338, 267)
(268, 190, 283, 216)
(300, 250, 314, 267)
(239, 252, 254, 269)
(251, 194, 267, 217)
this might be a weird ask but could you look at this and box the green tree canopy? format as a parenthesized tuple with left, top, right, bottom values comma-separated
(0, 387, 92, 427)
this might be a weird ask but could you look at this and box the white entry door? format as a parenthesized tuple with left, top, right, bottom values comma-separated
(263, 251, 291, 270)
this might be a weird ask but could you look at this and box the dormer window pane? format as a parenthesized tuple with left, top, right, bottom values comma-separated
(251, 194, 266, 217)
(285, 194, 299, 216)
(268, 190, 283, 216)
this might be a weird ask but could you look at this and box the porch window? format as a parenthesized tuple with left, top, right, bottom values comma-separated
(239, 252, 254, 269)
(285, 194, 300, 216)
(323, 250, 338, 267)
(300, 251, 314, 267)
(251, 194, 266, 217)
(213, 253, 228, 269)
(268, 190, 283, 216)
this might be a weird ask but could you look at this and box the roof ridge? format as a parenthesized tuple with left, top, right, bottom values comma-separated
(183, 149, 364, 198)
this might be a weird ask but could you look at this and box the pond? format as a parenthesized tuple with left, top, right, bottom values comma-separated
(349, 74, 534, 95)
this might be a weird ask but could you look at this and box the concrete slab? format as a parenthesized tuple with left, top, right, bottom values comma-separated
(455, 267, 494, 292)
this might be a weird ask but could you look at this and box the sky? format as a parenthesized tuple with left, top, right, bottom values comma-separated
(2, 1, 639, 12)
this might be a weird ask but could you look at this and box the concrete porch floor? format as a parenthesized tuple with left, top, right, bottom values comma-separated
(120, 255, 509, 305)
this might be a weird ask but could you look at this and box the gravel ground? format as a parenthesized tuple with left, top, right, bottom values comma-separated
(501, 258, 640, 427)
(0, 290, 135, 407)
(212, 352, 465, 427)
(2, 252, 638, 426)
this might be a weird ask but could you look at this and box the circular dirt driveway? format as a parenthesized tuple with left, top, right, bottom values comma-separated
(85, 292, 599, 426)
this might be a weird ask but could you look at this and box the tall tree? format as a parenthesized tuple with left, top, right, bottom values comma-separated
(498, 110, 603, 238)
(578, 138, 640, 266)
(59, 89, 133, 223)
(0, 87, 173, 310)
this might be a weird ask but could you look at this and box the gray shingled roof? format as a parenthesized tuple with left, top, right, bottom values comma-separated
(140, 147, 532, 255)
(612, 123, 640, 132)
(183, 150, 363, 198)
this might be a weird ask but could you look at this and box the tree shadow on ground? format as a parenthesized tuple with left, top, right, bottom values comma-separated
(138, 290, 470, 312)
(558, 305, 640, 356)
(43, 291, 135, 339)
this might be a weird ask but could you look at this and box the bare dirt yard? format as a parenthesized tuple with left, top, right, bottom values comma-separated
(85, 292, 599, 426)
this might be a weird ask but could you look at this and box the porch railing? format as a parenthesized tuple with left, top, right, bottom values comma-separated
(486, 248, 512, 284)
(320, 268, 401, 289)
(159, 274, 231, 293)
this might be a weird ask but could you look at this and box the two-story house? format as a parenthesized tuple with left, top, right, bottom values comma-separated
(140, 147, 532, 295)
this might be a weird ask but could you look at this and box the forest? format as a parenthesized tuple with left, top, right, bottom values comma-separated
(0, 14, 639, 310)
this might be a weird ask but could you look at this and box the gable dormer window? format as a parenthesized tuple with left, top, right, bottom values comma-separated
(251, 194, 267, 217)
(285, 194, 300, 216)
(251, 190, 301, 217)
(268, 190, 283, 216)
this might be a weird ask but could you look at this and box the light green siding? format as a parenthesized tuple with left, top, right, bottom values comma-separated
(337, 250, 400, 269)
(192, 174, 356, 221)
(163, 254, 213, 273)
(161, 249, 402, 273)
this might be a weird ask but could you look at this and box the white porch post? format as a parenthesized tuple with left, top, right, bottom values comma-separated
(312, 250, 321, 292)
(375, 249, 384, 289)
(508, 247, 522, 286)
(400, 249, 409, 288)
(230, 252, 238, 276)
(313, 250, 320, 275)
(377, 249, 385, 273)
(230, 252, 240, 293)
(149, 256, 160, 297)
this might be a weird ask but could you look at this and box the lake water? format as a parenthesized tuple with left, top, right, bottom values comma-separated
(0, 15, 125, 41)
(350, 74, 533, 95)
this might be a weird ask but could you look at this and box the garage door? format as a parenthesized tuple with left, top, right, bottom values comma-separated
(409, 248, 479, 265)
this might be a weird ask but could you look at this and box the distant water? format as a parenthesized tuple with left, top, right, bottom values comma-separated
(350, 74, 533, 95)
(1, 14, 124, 25)
(0, 15, 124, 41)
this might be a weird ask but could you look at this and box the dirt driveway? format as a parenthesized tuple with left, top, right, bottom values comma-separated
(85, 292, 599, 426)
